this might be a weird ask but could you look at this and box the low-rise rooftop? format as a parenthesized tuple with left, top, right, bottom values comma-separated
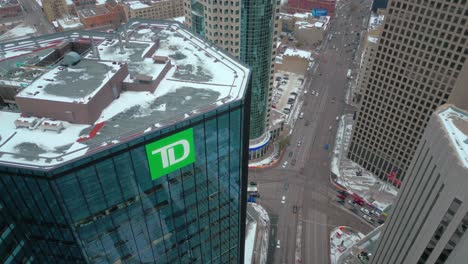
(438, 105, 468, 168)
(16, 60, 122, 103)
(78, 5, 109, 18)
(0, 20, 249, 171)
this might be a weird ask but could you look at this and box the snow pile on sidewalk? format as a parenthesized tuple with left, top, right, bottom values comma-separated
(331, 114, 398, 212)
(330, 226, 364, 264)
(0, 24, 36, 41)
(248, 144, 279, 168)
(248, 203, 270, 264)
(244, 221, 257, 264)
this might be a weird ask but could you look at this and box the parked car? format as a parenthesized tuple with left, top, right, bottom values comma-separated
(377, 219, 385, 225)
(249, 181, 257, 186)
(372, 210, 381, 217)
(360, 207, 370, 215)
(363, 215, 373, 223)
(354, 200, 365, 206)
(299, 112, 304, 119)
(337, 190, 348, 196)
(337, 194, 346, 200)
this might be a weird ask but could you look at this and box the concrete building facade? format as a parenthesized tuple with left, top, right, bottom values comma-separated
(347, 0, 468, 182)
(125, 0, 184, 20)
(42, 0, 69, 21)
(184, 0, 280, 158)
(371, 104, 468, 264)
(352, 11, 384, 105)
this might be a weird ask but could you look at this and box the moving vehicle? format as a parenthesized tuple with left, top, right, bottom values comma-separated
(277, 240, 281, 248)
(282, 161, 288, 168)
(281, 196, 286, 204)
(293, 205, 298, 213)
(299, 112, 304, 119)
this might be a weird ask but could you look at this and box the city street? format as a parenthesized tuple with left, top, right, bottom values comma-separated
(248, 0, 374, 263)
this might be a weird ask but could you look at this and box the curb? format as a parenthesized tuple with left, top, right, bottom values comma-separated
(248, 149, 285, 170)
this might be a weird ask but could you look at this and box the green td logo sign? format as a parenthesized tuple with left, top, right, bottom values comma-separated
(145, 128, 195, 180)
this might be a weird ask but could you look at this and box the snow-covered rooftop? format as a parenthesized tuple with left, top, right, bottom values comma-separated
(0, 20, 250, 170)
(368, 13, 385, 31)
(367, 36, 379, 43)
(438, 106, 468, 168)
(0, 23, 36, 42)
(16, 60, 121, 104)
(56, 17, 83, 30)
(127, 1, 151, 9)
(283, 48, 311, 59)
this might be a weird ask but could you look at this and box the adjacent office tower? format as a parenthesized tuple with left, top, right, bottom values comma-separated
(42, 0, 68, 21)
(0, 20, 250, 263)
(184, 0, 279, 154)
(348, 0, 468, 181)
(370, 104, 468, 264)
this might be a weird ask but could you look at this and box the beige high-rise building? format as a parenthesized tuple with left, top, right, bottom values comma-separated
(125, 0, 184, 20)
(184, 0, 244, 58)
(348, 0, 468, 182)
(353, 11, 384, 104)
(370, 104, 468, 264)
(42, 0, 68, 21)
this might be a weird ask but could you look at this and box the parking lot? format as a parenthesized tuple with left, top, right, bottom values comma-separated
(272, 70, 304, 117)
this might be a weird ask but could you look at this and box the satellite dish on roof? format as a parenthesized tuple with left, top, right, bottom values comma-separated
(61, 51, 81, 67)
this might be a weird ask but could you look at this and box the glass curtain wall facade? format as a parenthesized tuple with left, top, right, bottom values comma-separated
(240, 0, 276, 139)
(0, 100, 249, 263)
(191, 1, 205, 36)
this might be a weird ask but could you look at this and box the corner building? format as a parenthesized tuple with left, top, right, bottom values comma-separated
(371, 104, 468, 264)
(347, 0, 468, 181)
(0, 20, 250, 263)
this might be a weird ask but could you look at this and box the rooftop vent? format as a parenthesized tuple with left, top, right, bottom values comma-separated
(61, 51, 81, 67)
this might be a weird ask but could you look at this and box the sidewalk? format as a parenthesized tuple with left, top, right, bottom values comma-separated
(330, 114, 397, 212)
(248, 143, 282, 169)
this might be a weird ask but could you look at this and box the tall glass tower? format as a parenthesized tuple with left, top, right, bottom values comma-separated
(0, 20, 251, 263)
(184, 0, 279, 140)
